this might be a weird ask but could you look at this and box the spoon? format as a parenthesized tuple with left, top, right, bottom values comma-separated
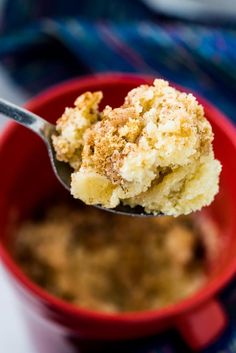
(0, 98, 160, 217)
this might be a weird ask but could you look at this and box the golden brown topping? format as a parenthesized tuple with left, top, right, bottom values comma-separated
(15, 205, 216, 312)
(52, 79, 221, 216)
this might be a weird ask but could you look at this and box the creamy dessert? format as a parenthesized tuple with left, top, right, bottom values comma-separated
(52, 79, 221, 216)
(15, 204, 218, 312)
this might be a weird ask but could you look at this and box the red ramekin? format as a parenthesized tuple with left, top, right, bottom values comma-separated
(0, 73, 236, 352)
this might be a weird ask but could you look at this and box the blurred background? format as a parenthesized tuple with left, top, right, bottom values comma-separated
(0, 1, 236, 352)
(1, 0, 236, 125)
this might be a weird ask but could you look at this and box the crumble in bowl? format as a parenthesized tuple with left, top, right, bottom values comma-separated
(15, 204, 218, 313)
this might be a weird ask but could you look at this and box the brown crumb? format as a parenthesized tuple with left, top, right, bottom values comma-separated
(52, 79, 221, 216)
(14, 204, 219, 313)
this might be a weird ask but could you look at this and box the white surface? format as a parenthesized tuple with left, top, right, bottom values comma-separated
(0, 67, 35, 352)
(0, 266, 36, 353)
(144, 0, 236, 20)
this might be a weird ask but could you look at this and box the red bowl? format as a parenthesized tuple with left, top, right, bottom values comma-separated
(0, 73, 236, 352)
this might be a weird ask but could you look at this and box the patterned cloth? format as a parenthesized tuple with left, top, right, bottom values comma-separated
(1, 1, 236, 352)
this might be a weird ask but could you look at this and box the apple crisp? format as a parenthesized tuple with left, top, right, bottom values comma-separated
(15, 204, 218, 313)
(52, 79, 221, 216)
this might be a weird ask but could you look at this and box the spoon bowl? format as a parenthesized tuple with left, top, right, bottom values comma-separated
(0, 98, 159, 217)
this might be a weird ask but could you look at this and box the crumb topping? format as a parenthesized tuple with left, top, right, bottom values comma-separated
(52, 79, 221, 216)
(15, 204, 218, 312)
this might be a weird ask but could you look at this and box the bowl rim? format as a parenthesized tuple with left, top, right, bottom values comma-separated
(1, 72, 236, 324)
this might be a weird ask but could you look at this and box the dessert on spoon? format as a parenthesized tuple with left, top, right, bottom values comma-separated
(53, 79, 221, 216)
(0, 79, 221, 217)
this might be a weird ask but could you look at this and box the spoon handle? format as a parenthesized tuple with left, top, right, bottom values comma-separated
(0, 98, 54, 142)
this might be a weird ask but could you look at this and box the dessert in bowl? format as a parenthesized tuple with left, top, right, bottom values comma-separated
(15, 202, 217, 313)
(0, 74, 236, 353)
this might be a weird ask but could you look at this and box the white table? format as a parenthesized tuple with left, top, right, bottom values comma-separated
(0, 266, 36, 353)
(0, 66, 36, 353)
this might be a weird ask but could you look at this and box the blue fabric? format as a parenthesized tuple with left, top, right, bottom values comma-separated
(1, 1, 236, 352)
(1, 1, 236, 124)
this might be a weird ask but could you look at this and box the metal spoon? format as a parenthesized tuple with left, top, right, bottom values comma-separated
(0, 98, 160, 217)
